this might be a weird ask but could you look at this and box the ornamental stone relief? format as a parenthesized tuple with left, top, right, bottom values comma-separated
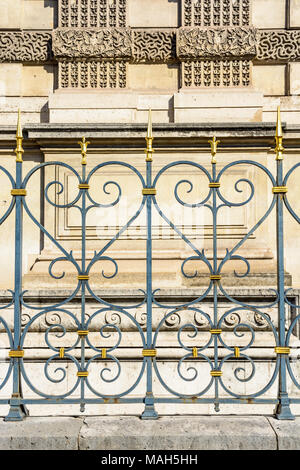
(52, 28, 132, 59)
(0, 0, 299, 89)
(177, 27, 258, 60)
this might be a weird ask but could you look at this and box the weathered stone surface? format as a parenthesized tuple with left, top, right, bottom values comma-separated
(0, 417, 83, 450)
(267, 417, 300, 449)
(79, 416, 277, 450)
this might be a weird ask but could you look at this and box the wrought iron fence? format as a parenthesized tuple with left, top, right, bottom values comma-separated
(0, 108, 299, 421)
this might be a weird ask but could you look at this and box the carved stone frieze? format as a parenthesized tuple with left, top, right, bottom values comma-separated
(52, 28, 132, 60)
(257, 30, 300, 62)
(132, 30, 176, 63)
(177, 27, 258, 60)
(0, 32, 52, 63)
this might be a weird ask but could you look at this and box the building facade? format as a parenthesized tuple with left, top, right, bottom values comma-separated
(0, 0, 300, 419)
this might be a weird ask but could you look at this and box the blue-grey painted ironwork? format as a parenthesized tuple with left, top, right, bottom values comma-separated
(0, 110, 300, 421)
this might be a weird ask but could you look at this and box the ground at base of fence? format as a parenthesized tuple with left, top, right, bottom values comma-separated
(0, 415, 299, 450)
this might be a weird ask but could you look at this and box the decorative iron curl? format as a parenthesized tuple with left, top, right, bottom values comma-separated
(181, 252, 212, 279)
(174, 178, 211, 207)
(0, 165, 16, 225)
(87, 253, 118, 280)
(217, 177, 255, 209)
(86, 180, 122, 208)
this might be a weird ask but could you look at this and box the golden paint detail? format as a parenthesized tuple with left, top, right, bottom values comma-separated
(142, 188, 157, 196)
(234, 347, 240, 358)
(9, 350, 24, 358)
(78, 136, 90, 165)
(15, 109, 24, 163)
(142, 349, 157, 357)
(275, 106, 284, 161)
(208, 136, 220, 164)
(78, 274, 89, 280)
(209, 182, 221, 188)
(210, 275, 221, 281)
(192, 347, 198, 358)
(77, 371, 89, 377)
(210, 370, 223, 377)
(275, 347, 290, 354)
(77, 330, 89, 337)
(145, 108, 154, 162)
(101, 348, 107, 359)
(78, 183, 90, 190)
(210, 329, 222, 335)
(59, 348, 65, 359)
(11, 189, 27, 196)
(272, 186, 288, 194)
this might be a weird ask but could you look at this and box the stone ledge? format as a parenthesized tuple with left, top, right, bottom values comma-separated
(0, 415, 299, 450)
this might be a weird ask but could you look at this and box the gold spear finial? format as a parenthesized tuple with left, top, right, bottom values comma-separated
(145, 108, 154, 162)
(275, 106, 284, 161)
(78, 136, 90, 165)
(15, 109, 24, 163)
(208, 136, 220, 164)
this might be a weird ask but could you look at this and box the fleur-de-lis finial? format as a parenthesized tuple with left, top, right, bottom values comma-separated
(275, 106, 284, 161)
(78, 136, 90, 165)
(145, 108, 154, 162)
(15, 109, 24, 163)
(208, 136, 220, 164)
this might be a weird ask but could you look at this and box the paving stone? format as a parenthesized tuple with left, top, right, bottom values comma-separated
(0, 417, 84, 450)
(79, 415, 277, 450)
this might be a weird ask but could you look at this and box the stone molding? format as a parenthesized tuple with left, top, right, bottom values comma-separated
(0, 28, 298, 65)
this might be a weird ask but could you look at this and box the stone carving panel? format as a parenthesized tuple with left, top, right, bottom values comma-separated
(52, 27, 132, 59)
(257, 30, 300, 62)
(182, 59, 251, 88)
(132, 30, 176, 63)
(0, 32, 52, 62)
(177, 27, 258, 60)
(59, 0, 127, 28)
(183, 0, 251, 27)
(58, 60, 127, 88)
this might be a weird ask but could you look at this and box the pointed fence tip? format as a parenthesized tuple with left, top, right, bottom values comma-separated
(16, 109, 22, 139)
(276, 105, 283, 138)
(147, 108, 153, 139)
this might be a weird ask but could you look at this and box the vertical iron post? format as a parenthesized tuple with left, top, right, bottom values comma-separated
(5, 111, 28, 421)
(78, 137, 90, 413)
(274, 107, 294, 420)
(141, 110, 158, 419)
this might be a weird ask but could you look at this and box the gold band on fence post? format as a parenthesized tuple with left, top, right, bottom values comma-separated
(145, 108, 154, 162)
(78, 136, 90, 166)
(15, 109, 24, 163)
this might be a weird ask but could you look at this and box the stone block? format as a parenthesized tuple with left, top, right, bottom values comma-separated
(252, 0, 286, 28)
(253, 65, 286, 96)
(79, 416, 277, 450)
(0, 0, 22, 29)
(267, 417, 300, 449)
(290, 0, 300, 27)
(0, 64, 22, 97)
(128, 64, 179, 91)
(174, 90, 264, 123)
(290, 63, 300, 95)
(22, 0, 57, 30)
(127, 0, 179, 27)
(0, 417, 83, 450)
(22, 65, 55, 97)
